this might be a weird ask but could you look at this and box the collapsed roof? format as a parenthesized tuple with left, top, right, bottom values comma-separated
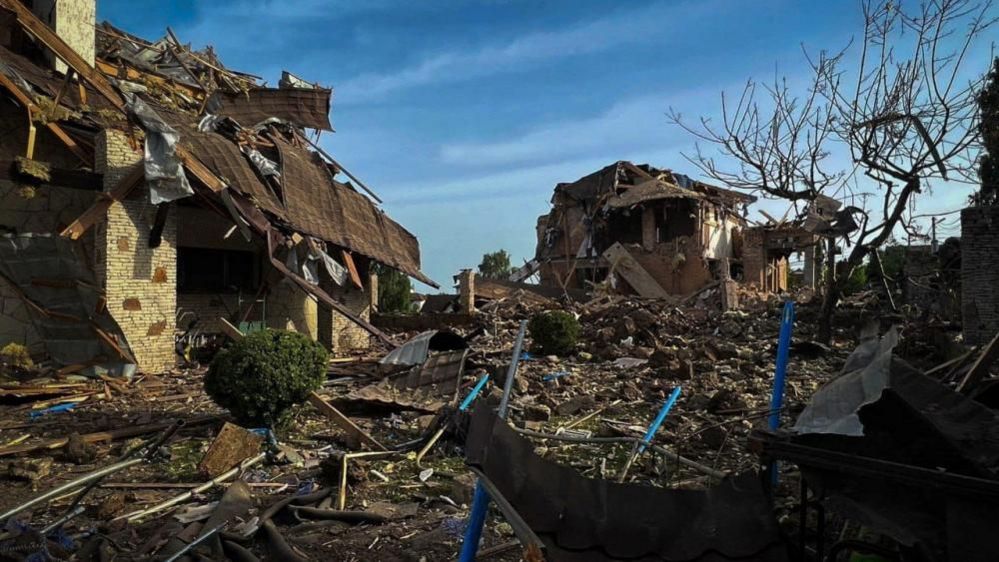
(0, 3, 433, 287)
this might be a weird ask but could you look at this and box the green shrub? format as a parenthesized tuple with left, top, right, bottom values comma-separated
(528, 311, 580, 356)
(0, 342, 33, 369)
(205, 329, 328, 428)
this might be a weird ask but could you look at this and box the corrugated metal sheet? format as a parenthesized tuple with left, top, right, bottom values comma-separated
(464, 404, 788, 561)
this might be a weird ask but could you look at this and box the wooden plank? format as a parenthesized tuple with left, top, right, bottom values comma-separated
(61, 164, 144, 239)
(0, 3, 227, 193)
(0, 0, 124, 110)
(91, 324, 137, 365)
(219, 317, 245, 341)
(601, 242, 670, 299)
(0, 73, 90, 164)
(341, 250, 363, 289)
(0, 416, 219, 458)
(308, 391, 387, 451)
(958, 330, 999, 393)
(95, 58, 204, 101)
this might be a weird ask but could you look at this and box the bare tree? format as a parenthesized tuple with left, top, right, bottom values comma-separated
(670, 0, 995, 342)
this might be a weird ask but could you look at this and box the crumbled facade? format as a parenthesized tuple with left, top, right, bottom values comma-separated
(531, 161, 800, 296)
(0, 0, 433, 373)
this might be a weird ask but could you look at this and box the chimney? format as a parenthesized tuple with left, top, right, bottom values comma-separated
(29, 0, 96, 74)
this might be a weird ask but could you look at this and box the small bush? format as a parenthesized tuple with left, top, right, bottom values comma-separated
(205, 329, 328, 428)
(0, 342, 33, 369)
(528, 311, 580, 356)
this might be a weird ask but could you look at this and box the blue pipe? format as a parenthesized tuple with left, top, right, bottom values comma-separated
(768, 301, 795, 487)
(458, 374, 490, 412)
(768, 301, 795, 431)
(458, 482, 491, 561)
(459, 320, 527, 561)
(638, 386, 682, 454)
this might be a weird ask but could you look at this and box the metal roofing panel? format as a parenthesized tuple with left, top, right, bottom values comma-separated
(464, 404, 788, 561)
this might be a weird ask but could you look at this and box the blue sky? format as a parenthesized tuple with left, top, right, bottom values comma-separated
(98, 0, 989, 288)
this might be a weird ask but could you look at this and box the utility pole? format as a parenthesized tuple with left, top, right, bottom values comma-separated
(931, 217, 938, 253)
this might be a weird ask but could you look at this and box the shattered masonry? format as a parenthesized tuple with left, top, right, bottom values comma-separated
(531, 161, 821, 297)
(0, 0, 435, 373)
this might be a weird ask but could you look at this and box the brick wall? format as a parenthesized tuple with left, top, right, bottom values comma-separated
(266, 280, 318, 339)
(962, 206, 999, 345)
(95, 130, 177, 373)
(31, 0, 95, 74)
(741, 228, 766, 288)
(0, 181, 96, 354)
(329, 284, 371, 355)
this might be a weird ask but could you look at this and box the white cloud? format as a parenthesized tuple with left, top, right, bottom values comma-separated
(337, 0, 716, 101)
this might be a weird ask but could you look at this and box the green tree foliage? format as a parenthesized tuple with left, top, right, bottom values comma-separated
(841, 264, 869, 296)
(478, 249, 513, 279)
(978, 57, 999, 205)
(205, 329, 328, 428)
(528, 310, 580, 356)
(373, 264, 414, 314)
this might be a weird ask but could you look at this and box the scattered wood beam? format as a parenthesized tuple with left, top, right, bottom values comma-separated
(958, 330, 999, 393)
(308, 392, 387, 451)
(61, 163, 144, 239)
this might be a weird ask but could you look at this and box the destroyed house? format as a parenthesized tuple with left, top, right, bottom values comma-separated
(533, 161, 761, 296)
(0, 0, 434, 374)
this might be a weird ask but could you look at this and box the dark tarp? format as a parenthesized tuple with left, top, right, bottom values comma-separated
(212, 87, 333, 131)
(0, 234, 135, 374)
(787, 330, 999, 560)
(464, 404, 788, 561)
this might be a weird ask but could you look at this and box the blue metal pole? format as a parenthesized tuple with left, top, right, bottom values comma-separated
(769, 301, 795, 431)
(638, 386, 682, 454)
(768, 301, 795, 487)
(459, 374, 491, 412)
(459, 320, 527, 562)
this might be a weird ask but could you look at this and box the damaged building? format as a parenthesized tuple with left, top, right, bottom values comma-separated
(529, 161, 817, 297)
(0, 0, 434, 374)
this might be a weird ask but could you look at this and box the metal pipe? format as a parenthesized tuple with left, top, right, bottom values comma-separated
(513, 428, 726, 480)
(0, 456, 144, 522)
(619, 387, 683, 482)
(41, 505, 85, 534)
(497, 320, 528, 420)
(416, 373, 491, 466)
(459, 320, 527, 562)
(638, 386, 682, 454)
(768, 301, 795, 486)
(163, 521, 228, 562)
(120, 452, 266, 522)
(768, 301, 795, 431)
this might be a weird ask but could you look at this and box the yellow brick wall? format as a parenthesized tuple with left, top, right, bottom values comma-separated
(266, 280, 318, 338)
(327, 283, 372, 355)
(95, 130, 177, 373)
(31, 0, 95, 74)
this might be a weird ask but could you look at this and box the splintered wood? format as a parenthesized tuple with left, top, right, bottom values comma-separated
(602, 242, 670, 299)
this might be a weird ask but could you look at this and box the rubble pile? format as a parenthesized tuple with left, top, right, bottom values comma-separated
(0, 292, 852, 561)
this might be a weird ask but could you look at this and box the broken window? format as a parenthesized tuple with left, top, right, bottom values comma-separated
(604, 209, 643, 245)
(656, 199, 697, 242)
(177, 247, 259, 293)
